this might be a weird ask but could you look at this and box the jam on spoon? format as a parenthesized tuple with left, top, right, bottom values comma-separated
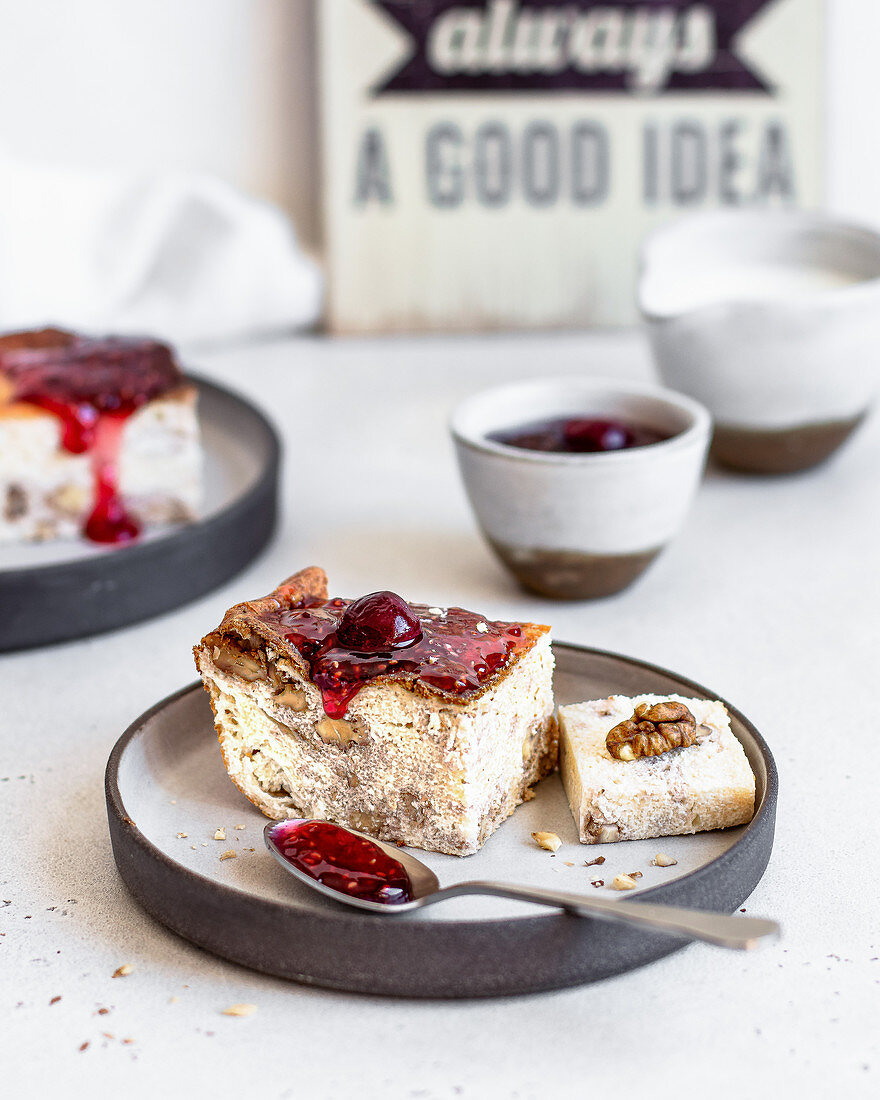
(489, 416, 671, 454)
(263, 819, 782, 948)
(267, 819, 413, 905)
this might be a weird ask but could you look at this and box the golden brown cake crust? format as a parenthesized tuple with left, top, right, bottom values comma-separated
(197, 567, 550, 707)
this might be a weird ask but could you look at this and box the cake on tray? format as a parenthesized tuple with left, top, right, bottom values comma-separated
(194, 567, 557, 856)
(559, 694, 755, 844)
(0, 327, 201, 544)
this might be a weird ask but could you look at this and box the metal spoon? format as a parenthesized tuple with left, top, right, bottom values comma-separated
(264, 821, 779, 950)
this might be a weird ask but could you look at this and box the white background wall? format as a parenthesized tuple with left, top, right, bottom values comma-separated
(0, 0, 877, 252)
(0, 0, 320, 248)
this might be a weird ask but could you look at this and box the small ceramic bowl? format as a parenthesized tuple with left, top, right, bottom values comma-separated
(639, 210, 880, 474)
(450, 378, 711, 599)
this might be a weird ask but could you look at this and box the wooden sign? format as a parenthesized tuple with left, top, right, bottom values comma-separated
(319, 0, 825, 333)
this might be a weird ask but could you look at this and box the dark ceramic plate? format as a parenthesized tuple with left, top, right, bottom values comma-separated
(105, 644, 777, 998)
(0, 376, 279, 651)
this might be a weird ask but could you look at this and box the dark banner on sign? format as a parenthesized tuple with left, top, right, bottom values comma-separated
(373, 0, 773, 95)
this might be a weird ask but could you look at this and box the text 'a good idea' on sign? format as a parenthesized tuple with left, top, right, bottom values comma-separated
(319, 0, 824, 333)
(354, 116, 796, 209)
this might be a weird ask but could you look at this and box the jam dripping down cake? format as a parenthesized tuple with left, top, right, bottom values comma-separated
(0, 328, 201, 544)
(194, 567, 557, 856)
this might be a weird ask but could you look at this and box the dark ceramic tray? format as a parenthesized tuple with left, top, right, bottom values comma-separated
(0, 376, 280, 650)
(105, 643, 777, 998)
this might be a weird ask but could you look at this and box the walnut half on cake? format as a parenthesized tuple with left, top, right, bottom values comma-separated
(559, 694, 755, 844)
(194, 568, 556, 856)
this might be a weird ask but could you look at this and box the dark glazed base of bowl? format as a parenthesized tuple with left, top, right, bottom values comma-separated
(711, 414, 865, 475)
(487, 540, 662, 599)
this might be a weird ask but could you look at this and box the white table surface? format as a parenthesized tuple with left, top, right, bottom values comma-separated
(2, 331, 877, 1098)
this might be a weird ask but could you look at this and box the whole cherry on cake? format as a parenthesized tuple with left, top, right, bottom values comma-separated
(336, 590, 423, 651)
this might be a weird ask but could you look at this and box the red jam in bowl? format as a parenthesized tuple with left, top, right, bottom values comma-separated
(257, 591, 532, 719)
(0, 328, 184, 543)
(268, 820, 413, 905)
(489, 416, 671, 454)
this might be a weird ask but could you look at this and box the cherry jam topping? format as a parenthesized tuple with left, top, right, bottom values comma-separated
(269, 820, 413, 905)
(489, 416, 671, 454)
(0, 328, 183, 543)
(258, 592, 531, 719)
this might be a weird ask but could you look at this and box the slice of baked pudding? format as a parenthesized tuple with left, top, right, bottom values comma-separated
(194, 567, 556, 856)
(0, 327, 201, 544)
(559, 694, 754, 844)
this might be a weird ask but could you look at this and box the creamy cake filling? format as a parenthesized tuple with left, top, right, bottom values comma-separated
(195, 569, 557, 856)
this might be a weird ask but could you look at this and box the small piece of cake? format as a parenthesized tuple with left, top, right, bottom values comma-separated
(194, 567, 556, 856)
(0, 328, 201, 544)
(559, 694, 754, 844)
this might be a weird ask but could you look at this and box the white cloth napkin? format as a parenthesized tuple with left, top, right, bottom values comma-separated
(0, 152, 322, 345)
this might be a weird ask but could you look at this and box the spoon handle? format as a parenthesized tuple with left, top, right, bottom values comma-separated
(433, 881, 779, 950)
